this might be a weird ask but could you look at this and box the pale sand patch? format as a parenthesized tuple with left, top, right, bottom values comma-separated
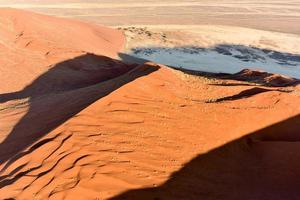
(119, 25, 300, 53)
(119, 25, 300, 78)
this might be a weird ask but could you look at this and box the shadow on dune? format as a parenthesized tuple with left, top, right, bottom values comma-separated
(124, 44, 300, 66)
(206, 87, 292, 103)
(0, 53, 136, 103)
(119, 44, 300, 87)
(0, 53, 159, 167)
(111, 114, 300, 200)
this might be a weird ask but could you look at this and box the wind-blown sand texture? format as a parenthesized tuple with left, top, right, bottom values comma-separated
(1, 8, 300, 200)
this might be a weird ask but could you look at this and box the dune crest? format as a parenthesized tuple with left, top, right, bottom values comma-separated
(232, 69, 300, 87)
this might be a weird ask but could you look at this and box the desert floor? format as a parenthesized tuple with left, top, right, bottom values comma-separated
(0, 0, 300, 34)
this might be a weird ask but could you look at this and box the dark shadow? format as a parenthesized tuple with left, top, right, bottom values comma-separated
(181, 68, 300, 87)
(0, 53, 159, 167)
(119, 44, 300, 87)
(0, 53, 137, 103)
(111, 114, 300, 200)
(118, 53, 149, 66)
(209, 83, 255, 87)
(206, 87, 291, 103)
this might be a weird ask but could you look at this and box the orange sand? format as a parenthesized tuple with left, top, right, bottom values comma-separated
(1, 8, 300, 200)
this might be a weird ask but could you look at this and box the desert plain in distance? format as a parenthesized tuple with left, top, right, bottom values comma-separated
(2, 0, 300, 76)
(1, 0, 300, 34)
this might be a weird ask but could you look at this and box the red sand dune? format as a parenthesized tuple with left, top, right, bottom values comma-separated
(0, 8, 124, 93)
(1, 8, 300, 200)
(233, 69, 300, 87)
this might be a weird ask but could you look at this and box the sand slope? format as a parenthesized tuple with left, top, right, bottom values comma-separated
(0, 8, 124, 93)
(1, 9, 300, 200)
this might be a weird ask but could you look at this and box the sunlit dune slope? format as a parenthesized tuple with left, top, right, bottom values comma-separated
(1, 8, 300, 200)
(0, 8, 125, 93)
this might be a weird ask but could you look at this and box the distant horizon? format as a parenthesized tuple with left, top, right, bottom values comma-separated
(1, 0, 300, 34)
